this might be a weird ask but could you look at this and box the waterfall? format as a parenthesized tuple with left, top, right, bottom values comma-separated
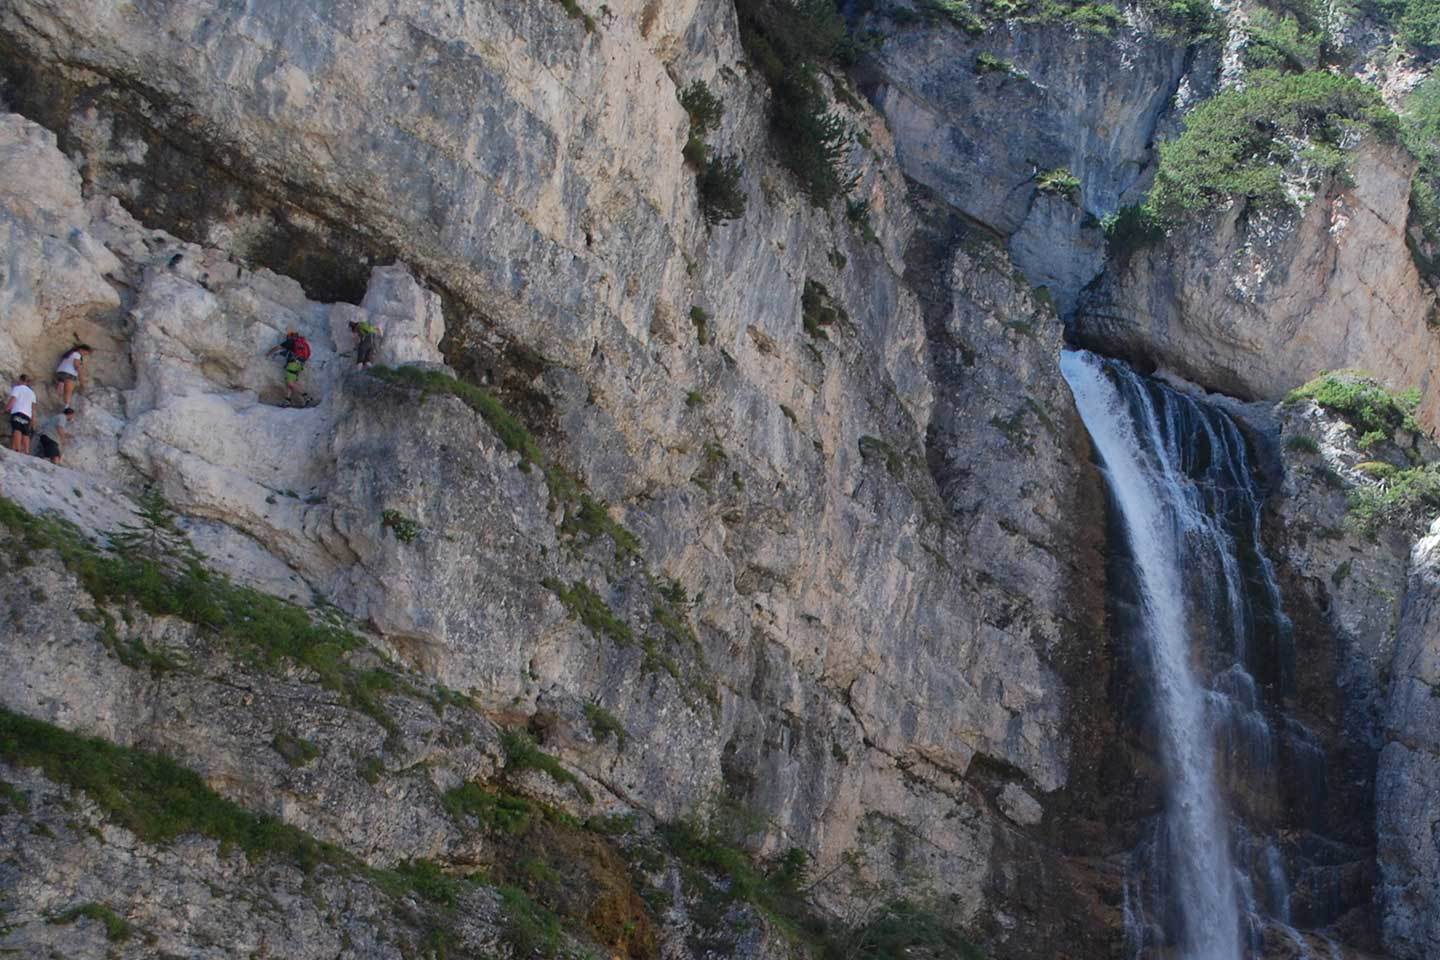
(1062, 349, 1243, 959)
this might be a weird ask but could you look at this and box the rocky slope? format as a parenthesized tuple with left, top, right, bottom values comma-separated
(1, 0, 1439, 957)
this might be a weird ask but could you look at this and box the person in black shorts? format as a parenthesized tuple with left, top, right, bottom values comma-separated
(6, 374, 37, 454)
(37, 407, 74, 464)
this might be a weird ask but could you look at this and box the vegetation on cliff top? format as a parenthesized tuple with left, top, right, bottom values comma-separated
(1149, 70, 1397, 219)
(898, 0, 1213, 39)
(1376, 0, 1440, 49)
(1285, 371, 1422, 448)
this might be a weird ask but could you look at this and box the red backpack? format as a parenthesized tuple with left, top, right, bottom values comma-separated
(288, 336, 312, 362)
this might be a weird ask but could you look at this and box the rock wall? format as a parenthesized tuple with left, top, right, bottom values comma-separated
(2, 0, 1440, 956)
(1077, 139, 1440, 430)
(851, 12, 1199, 314)
(1263, 395, 1440, 957)
(1375, 521, 1440, 959)
(0, 0, 1115, 944)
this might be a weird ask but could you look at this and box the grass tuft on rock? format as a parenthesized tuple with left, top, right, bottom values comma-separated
(443, 783, 536, 834)
(0, 707, 348, 869)
(49, 902, 134, 943)
(0, 497, 403, 733)
(1347, 463, 1440, 536)
(1285, 372, 1422, 448)
(370, 365, 545, 471)
(583, 703, 628, 750)
(502, 730, 595, 804)
(370, 366, 644, 561)
(544, 578, 634, 646)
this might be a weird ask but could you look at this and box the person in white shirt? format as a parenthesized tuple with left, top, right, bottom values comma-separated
(6, 374, 37, 454)
(54, 344, 92, 408)
(37, 406, 75, 464)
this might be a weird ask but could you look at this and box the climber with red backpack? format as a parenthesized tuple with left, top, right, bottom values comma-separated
(266, 329, 314, 407)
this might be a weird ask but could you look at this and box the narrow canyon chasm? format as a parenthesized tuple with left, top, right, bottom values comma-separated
(0, 1, 1438, 959)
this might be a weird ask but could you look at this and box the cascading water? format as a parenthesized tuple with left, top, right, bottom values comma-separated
(1060, 349, 1323, 960)
(1062, 349, 1243, 959)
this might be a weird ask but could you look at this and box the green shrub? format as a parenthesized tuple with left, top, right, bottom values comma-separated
(689, 306, 712, 345)
(49, 903, 133, 943)
(678, 80, 748, 223)
(1347, 464, 1440, 535)
(498, 884, 565, 958)
(846, 197, 879, 243)
(1148, 0, 1218, 36)
(271, 732, 321, 768)
(389, 859, 463, 907)
(772, 70, 858, 204)
(380, 509, 421, 544)
(1285, 433, 1321, 454)
(1356, 460, 1400, 479)
(543, 578, 634, 646)
(835, 900, 985, 960)
(660, 819, 767, 901)
(583, 703, 628, 749)
(697, 152, 748, 224)
(1403, 76, 1440, 269)
(1285, 372, 1421, 447)
(501, 729, 594, 803)
(974, 51, 1018, 74)
(683, 130, 708, 168)
(1101, 203, 1166, 256)
(552, 0, 596, 31)
(915, 0, 986, 31)
(443, 782, 535, 834)
(802, 279, 848, 339)
(1149, 70, 1397, 219)
(734, 0, 856, 204)
(0, 778, 30, 813)
(1065, 1, 1125, 33)
(679, 80, 725, 135)
(358, 755, 386, 784)
(1036, 167, 1082, 201)
(1388, 0, 1440, 47)
(1242, 7, 1323, 71)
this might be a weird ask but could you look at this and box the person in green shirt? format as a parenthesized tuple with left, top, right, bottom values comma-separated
(349, 319, 380, 370)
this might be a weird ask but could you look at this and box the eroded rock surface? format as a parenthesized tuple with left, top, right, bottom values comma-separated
(1078, 140, 1440, 429)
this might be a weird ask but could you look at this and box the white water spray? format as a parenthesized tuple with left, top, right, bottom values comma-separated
(1061, 349, 1242, 960)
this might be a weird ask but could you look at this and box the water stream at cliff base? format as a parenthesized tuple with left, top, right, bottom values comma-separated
(1061, 349, 1318, 960)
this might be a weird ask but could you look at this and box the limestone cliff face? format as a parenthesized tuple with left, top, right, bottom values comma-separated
(0, 0, 1108, 947)
(1078, 139, 1440, 429)
(1375, 523, 1440, 959)
(2, 0, 1440, 957)
(851, 13, 1200, 316)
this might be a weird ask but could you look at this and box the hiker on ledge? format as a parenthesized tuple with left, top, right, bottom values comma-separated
(54, 344, 92, 408)
(349, 319, 380, 370)
(37, 407, 74, 464)
(6, 374, 37, 454)
(267, 329, 314, 407)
